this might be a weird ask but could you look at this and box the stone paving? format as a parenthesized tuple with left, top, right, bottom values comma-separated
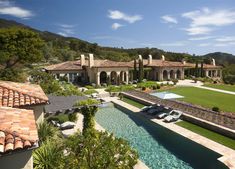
(107, 97, 235, 169)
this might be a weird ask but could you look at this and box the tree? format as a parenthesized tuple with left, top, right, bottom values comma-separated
(200, 61, 204, 77)
(133, 59, 137, 80)
(37, 121, 61, 143)
(0, 27, 44, 69)
(138, 59, 144, 82)
(65, 130, 138, 169)
(74, 99, 100, 133)
(195, 61, 199, 77)
(33, 139, 65, 169)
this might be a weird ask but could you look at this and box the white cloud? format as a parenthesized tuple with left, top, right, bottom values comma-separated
(108, 10, 142, 23)
(111, 23, 123, 30)
(161, 15, 178, 24)
(198, 43, 211, 47)
(189, 36, 214, 41)
(160, 41, 186, 47)
(215, 36, 235, 42)
(58, 32, 68, 37)
(0, 1, 33, 19)
(57, 24, 76, 37)
(184, 26, 212, 35)
(182, 7, 235, 36)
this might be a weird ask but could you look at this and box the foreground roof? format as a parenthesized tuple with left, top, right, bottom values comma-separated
(92, 59, 132, 68)
(0, 107, 38, 155)
(0, 81, 48, 107)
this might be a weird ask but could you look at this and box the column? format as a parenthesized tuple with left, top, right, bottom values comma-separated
(126, 71, 129, 84)
(107, 72, 111, 85)
(167, 71, 170, 80)
(174, 71, 177, 79)
(117, 71, 120, 85)
(220, 70, 222, 78)
(159, 70, 163, 81)
(67, 74, 70, 82)
(181, 70, 185, 80)
(205, 70, 209, 77)
(96, 72, 100, 86)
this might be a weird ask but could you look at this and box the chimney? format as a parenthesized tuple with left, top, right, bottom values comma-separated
(182, 59, 186, 65)
(161, 55, 165, 61)
(212, 58, 216, 66)
(148, 55, 152, 65)
(80, 54, 85, 66)
(89, 53, 94, 68)
(138, 55, 142, 61)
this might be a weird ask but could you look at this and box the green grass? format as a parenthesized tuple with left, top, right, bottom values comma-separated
(176, 121, 235, 150)
(203, 83, 235, 92)
(164, 87, 235, 113)
(122, 97, 146, 108)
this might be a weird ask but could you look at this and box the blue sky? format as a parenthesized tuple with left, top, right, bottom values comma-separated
(1, 0, 235, 55)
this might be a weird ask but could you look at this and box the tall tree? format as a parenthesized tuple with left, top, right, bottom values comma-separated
(195, 61, 199, 77)
(133, 59, 137, 80)
(0, 27, 44, 69)
(200, 61, 204, 77)
(138, 59, 144, 82)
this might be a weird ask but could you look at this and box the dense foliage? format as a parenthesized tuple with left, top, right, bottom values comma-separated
(65, 130, 138, 169)
(74, 99, 100, 133)
(223, 64, 235, 84)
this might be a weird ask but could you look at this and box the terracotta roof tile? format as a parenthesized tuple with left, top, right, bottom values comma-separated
(0, 107, 38, 155)
(92, 60, 132, 68)
(0, 81, 48, 107)
(45, 61, 84, 71)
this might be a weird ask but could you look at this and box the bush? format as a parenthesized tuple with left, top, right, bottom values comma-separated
(157, 84, 161, 89)
(85, 85, 95, 89)
(137, 81, 157, 89)
(48, 114, 69, 123)
(83, 89, 97, 95)
(212, 106, 220, 112)
(105, 85, 134, 93)
(142, 86, 146, 91)
(68, 113, 78, 122)
(172, 79, 179, 85)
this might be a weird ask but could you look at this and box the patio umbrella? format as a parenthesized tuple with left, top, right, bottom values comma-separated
(150, 92, 184, 100)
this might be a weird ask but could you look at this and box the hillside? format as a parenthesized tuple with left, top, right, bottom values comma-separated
(0, 18, 234, 64)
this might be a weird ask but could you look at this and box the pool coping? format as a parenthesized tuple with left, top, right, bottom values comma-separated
(103, 96, 235, 169)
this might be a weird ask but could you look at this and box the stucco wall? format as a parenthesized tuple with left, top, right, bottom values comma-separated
(24, 105, 45, 124)
(0, 150, 33, 169)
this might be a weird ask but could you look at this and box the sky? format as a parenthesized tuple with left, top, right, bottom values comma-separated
(1, 0, 235, 55)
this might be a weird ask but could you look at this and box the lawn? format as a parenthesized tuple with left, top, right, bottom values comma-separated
(122, 96, 146, 108)
(165, 87, 235, 113)
(176, 121, 235, 150)
(203, 83, 235, 92)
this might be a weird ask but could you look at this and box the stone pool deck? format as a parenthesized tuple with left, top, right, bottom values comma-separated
(102, 97, 235, 169)
(76, 113, 149, 169)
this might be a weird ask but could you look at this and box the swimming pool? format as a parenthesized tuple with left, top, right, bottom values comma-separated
(95, 103, 228, 169)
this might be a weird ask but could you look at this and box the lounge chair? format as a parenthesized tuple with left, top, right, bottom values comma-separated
(164, 110, 183, 122)
(155, 107, 172, 119)
(60, 121, 76, 130)
(140, 105, 153, 112)
(147, 105, 164, 115)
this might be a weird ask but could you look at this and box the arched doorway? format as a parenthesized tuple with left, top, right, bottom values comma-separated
(170, 70, 174, 80)
(176, 70, 181, 79)
(163, 70, 168, 80)
(100, 71, 107, 84)
(110, 71, 117, 85)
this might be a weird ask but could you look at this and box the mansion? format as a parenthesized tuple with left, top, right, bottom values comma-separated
(44, 54, 222, 86)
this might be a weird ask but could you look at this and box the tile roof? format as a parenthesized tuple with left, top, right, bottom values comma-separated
(45, 61, 84, 71)
(0, 107, 38, 155)
(92, 60, 132, 68)
(0, 81, 48, 107)
(184, 62, 222, 69)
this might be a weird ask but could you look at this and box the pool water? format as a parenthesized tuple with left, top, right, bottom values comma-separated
(95, 103, 228, 169)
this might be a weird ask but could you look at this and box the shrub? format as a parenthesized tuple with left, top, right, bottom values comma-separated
(68, 113, 78, 122)
(157, 84, 161, 89)
(212, 106, 220, 112)
(85, 85, 95, 89)
(83, 89, 97, 95)
(142, 86, 146, 91)
(152, 85, 157, 90)
(47, 114, 69, 123)
(172, 79, 179, 85)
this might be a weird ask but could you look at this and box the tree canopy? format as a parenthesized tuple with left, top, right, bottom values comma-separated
(0, 27, 44, 69)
